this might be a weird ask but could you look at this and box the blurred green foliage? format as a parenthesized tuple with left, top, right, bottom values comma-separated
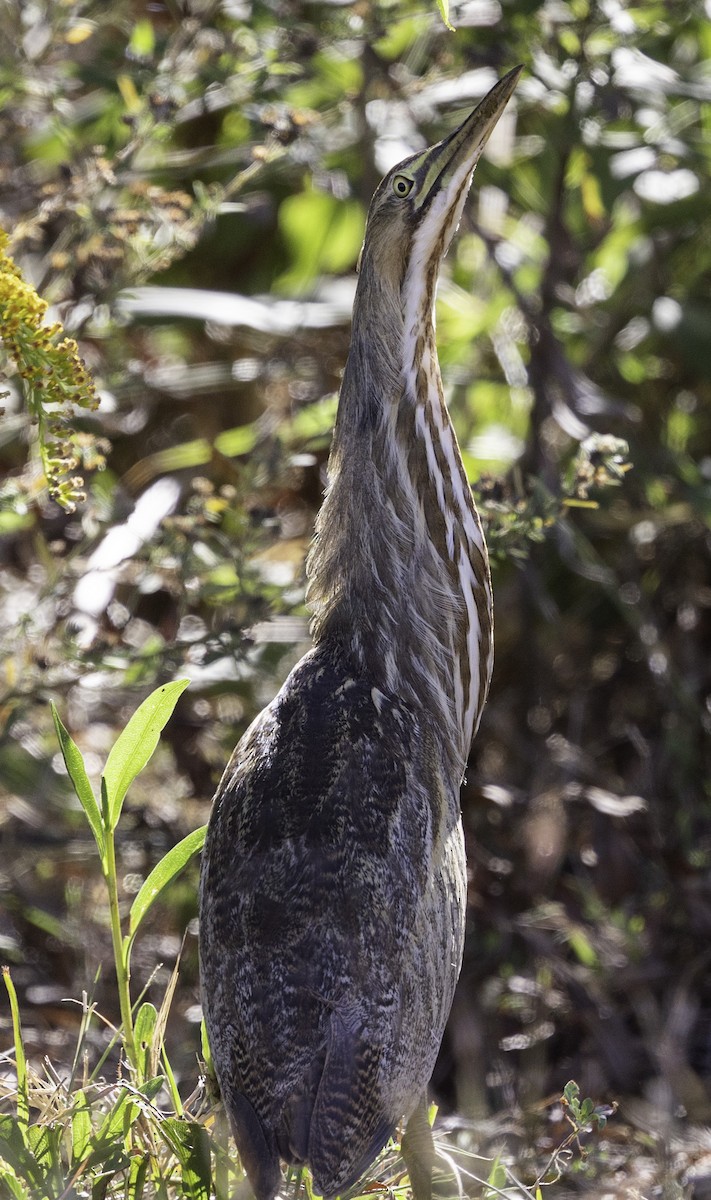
(1, 0, 711, 1191)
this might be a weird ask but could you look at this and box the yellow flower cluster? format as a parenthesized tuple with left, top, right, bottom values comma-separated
(0, 229, 103, 512)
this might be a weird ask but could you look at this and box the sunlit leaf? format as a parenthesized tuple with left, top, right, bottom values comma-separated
(215, 424, 258, 457)
(127, 1154, 150, 1199)
(125, 422, 257, 490)
(117, 74, 141, 114)
(2, 970, 28, 1134)
(65, 21, 95, 44)
(96, 1089, 140, 1145)
(0, 1116, 40, 1185)
(26, 1125, 62, 1177)
(200, 1018, 213, 1073)
(134, 1002, 158, 1082)
(568, 928, 598, 966)
(281, 394, 338, 443)
(129, 826, 207, 938)
(102, 681, 190, 829)
(434, 0, 455, 31)
(0, 1165, 31, 1199)
(51, 704, 104, 858)
(129, 18, 155, 59)
(160, 1118, 211, 1199)
(278, 190, 363, 292)
(581, 171, 605, 222)
(70, 1092, 92, 1164)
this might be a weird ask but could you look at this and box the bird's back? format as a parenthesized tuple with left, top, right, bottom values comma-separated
(199, 641, 466, 1199)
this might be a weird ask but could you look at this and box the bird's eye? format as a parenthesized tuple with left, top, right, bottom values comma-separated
(392, 175, 414, 198)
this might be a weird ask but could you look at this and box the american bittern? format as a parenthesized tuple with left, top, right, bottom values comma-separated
(200, 67, 522, 1200)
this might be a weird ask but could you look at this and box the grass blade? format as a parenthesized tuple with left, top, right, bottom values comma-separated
(102, 680, 190, 829)
(70, 1091, 92, 1164)
(129, 825, 206, 939)
(134, 1002, 158, 1083)
(155, 954, 183, 1114)
(127, 1154, 150, 1199)
(51, 703, 104, 858)
(2, 968, 28, 1133)
(0, 1119, 41, 1187)
(160, 1118, 211, 1200)
(0, 1165, 32, 1199)
(435, 0, 455, 30)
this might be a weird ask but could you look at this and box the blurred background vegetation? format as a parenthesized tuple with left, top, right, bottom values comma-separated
(1, 0, 711, 1192)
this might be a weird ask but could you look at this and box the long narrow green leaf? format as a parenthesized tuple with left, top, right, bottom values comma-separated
(2, 968, 28, 1134)
(127, 1153, 150, 1200)
(0, 1117, 40, 1185)
(101, 680, 190, 829)
(200, 1018, 211, 1070)
(0, 1165, 31, 1200)
(70, 1091, 92, 1164)
(160, 1119, 211, 1200)
(96, 1089, 140, 1146)
(50, 703, 104, 858)
(27, 1125, 63, 1185)
(129, 825, 206, 939)
(134, 1002, 158, 1083)
(435, 0, 455, 30)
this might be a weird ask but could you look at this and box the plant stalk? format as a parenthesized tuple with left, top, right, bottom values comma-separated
(103, 827, 137, 1068)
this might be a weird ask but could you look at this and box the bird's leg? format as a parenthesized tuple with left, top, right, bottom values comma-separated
(401, 1095, 435, 1200)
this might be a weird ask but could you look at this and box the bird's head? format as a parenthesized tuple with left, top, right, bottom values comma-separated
(357, 66, 523, 309)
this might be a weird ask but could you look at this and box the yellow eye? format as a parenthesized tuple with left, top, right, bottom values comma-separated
(392, 175, 414, 198)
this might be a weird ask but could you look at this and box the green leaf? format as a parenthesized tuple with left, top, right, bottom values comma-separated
(141, 1075, 166, 1103)
(26, 1125, 63, 1183)
(281, 393, 338, 444)
(101, 681, 190, 829)
(214, 423, 258, 457)
(96, 1089, 140, 1146)
(567, 926, 598, 967)
(0, 1116, 39, 1184)
(159, 1119, 211, 1200)
(134, 1002, 158, 1081)
(200, 1018, 213, 1074)
(128, 825, 206, 939)
(435, 0, 455, 30)
(0, 1165, 32, 1199)
(374, 15, 428, 60)
(2, 969, 28, 1134)
(127, 1153, 150, 1199)
(128, 18, 155, 59)
(485, 1155, 507, 1193)
(70, 1092, 92, 1164)
(0, 511, 33, 535)
(277, 191, 364, 292)
(51, 703, 104, 858)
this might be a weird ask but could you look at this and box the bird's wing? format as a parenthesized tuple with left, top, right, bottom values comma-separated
(200, 643, 463, 1194)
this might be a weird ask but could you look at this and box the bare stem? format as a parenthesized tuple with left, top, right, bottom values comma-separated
(103, 828, 137, 1068)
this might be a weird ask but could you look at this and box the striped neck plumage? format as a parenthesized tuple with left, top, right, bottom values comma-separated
(307, 262, 493, 778)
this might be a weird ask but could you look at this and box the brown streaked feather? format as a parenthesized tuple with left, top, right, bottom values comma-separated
(200, 66, 522, 1200)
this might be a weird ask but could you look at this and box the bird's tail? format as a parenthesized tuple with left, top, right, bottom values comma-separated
(305, 1012, 396, 1198)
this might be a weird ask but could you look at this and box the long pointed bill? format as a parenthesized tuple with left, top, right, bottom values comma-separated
(416, 65, 524, 211)
(402, 65, 522, 298)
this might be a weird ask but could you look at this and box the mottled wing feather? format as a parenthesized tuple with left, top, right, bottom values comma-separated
(200, 643, 466, 1198)
(309, 1011, 395, 1196)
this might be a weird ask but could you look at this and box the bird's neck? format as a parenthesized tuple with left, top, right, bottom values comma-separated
(307, 283, 492, 777)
